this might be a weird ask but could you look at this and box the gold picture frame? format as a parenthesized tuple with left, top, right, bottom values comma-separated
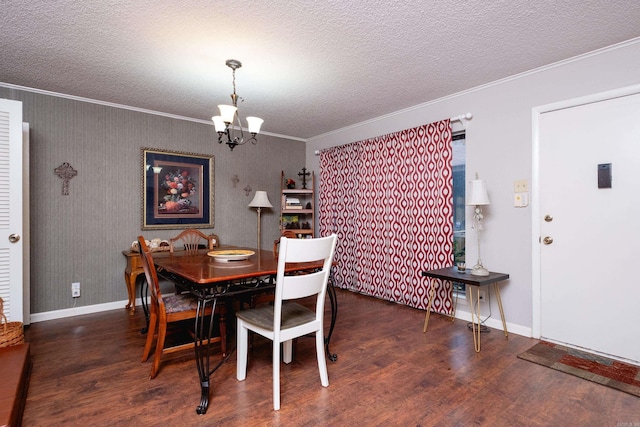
(141, 148, 214, 230)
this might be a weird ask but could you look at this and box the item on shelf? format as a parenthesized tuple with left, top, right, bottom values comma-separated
(298, 167, 311, 189)
(285, 197, 303, 209)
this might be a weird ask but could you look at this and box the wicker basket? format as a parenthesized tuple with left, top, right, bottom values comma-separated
(0, 297, 24, 348)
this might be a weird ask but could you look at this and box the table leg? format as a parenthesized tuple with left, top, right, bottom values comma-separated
(493, 283, 509, 338)
(422, 278, 437, 332)
(449, 280, 458, 322)
(325, 273, 338, 362)
(194, 296, 218, 415)
(469, 288, 481, 352)
(124, 271, 137, 314)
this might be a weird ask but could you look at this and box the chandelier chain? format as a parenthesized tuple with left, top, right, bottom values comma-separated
(231, 68, 239, 106)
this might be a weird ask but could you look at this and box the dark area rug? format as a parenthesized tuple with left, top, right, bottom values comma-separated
(518, 341, 640, 397)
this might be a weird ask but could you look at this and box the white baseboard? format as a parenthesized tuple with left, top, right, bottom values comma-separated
(30, 295, 533, 338)
(30, 298, 143, 323)
(450, 308, 532, 338)
(434, 294, 532, 337)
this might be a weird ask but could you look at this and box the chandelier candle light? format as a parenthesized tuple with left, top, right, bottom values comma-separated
(467, 173, 491, 276)
(248, 191, 273, 251)
(212, 59, 264, 151)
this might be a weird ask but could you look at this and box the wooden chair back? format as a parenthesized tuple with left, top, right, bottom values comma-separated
(137, 236, 163, 322)
(273, 230, 299, 257)
(209, 234, 220, 248)
(169, 229, 216, 255)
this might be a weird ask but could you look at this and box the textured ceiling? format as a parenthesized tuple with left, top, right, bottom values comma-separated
(1, 0, 639, 140)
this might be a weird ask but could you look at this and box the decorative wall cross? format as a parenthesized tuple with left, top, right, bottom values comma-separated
(54, 162, 78, 196)
(243, 185, 252, 196)
(232, 174, 240, 187)
(298, 167, 311, 189)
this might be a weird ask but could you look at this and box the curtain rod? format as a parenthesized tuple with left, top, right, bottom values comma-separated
(315, 113, 473, 155)
(450, 112, 473, 123)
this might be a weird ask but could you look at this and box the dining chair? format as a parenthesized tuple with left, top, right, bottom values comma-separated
(169, 229, 222, 302)
(169, 229, 217, 254)
(238, 229, 300, 311)
(137, 236, 226, 379)
(236, 234, 337, 410)
(273, 230, 298, 257)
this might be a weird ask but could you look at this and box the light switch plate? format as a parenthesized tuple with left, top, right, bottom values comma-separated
(514, 179, 528, 193)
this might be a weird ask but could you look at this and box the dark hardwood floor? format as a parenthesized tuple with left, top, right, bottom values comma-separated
(22, 289, 638, 426)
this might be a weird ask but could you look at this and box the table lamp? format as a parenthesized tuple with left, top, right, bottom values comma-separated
(466, 174, 490, 276)
(248, 190, 273, 250)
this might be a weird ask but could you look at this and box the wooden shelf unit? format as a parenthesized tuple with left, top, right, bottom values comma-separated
(280, 170, 315, 237)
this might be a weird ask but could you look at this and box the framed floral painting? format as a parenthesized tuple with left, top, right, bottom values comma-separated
(141, 148, 214, 230)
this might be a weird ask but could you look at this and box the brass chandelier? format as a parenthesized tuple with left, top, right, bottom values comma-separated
(212, 59, 264, 151)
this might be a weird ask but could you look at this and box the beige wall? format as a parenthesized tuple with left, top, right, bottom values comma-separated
(0, 87, 305, 314)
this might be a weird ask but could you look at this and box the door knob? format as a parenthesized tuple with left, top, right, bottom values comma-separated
(542, 236, 553, 245)
(9, 234, 20, 243)
(544, 215, 553, 222)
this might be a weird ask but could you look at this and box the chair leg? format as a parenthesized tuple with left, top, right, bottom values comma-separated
(283, 339, 293, 364)
(273, 339, 280, 411)
(141, 312, 157, 362)
(150, 322, 167, 379)
(315, 330, 329, 387)
(236, 320, 248, 381)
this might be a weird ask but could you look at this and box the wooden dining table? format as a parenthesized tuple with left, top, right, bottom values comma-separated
(153, 246, 338, 415)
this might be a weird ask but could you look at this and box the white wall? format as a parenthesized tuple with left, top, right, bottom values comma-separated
(306, 38, 640, 335)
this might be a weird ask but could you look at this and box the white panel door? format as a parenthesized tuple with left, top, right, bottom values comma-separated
(0, 99, 23, 322)
(539, 91, 640, 363)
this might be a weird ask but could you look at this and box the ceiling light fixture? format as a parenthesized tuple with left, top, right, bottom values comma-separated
(212, 59, 264, 151)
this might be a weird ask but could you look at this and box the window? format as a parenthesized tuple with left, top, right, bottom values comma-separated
(452, 132, 465, 294)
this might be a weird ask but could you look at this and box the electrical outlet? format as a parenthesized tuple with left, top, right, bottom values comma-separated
(478, 290, 486, 302)
(71, 282, 80, 298)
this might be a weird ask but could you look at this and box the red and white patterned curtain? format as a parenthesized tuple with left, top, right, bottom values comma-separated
(319, 120, 453, 312)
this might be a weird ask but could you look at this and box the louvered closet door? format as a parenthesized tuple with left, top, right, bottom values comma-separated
(0, 99, 24, 322)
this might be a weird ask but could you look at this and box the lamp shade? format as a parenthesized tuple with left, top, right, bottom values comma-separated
(467, 179, 490, 206)
(248, 191, 273, 208)
(246, 116, 264, 134)
(218, 104, 237, 124)
(212, 115, 226, 132)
